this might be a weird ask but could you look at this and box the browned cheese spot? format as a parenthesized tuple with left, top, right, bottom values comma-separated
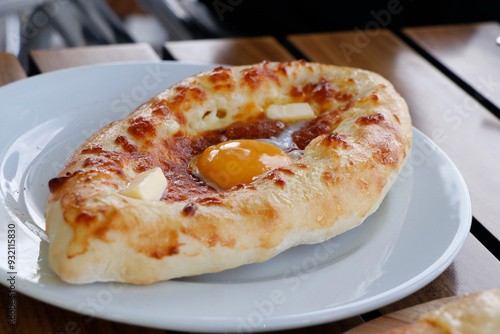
(356, 113, 385, 126)
(334, 92, 353, 101)
(241, 66, 280, 90)
(127, 117, 157, 140)
(166, 85, 208, 125)
(321, 133, 351, 149)
(115, 135, 139, 154)
(209, 66, 236, 91)
(151, 99, 171, 116)
(82, 157, 120, 169)
(302, 78, 336, 104)
(196, 197, 223, 205)
(263, 170, 287, 189)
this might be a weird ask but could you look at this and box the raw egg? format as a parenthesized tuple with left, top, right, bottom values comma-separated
(195, 139, 293, 190)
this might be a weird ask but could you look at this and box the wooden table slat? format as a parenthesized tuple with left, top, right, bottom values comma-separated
(0, 285, 164, 334)
(30, 43, 161, 73)
(0, 52, 27, 86)
(289, 29, 500, 240)
(404, 22, 500, 111)
(164, 36, 295, 65)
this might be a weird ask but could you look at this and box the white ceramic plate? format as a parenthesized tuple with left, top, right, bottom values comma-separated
(0, 62, 471, 333)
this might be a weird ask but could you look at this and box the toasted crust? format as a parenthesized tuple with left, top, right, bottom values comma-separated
(45, 61, 412, 284)
(378, 290, 500, 334)
(381, 322, 445, 334)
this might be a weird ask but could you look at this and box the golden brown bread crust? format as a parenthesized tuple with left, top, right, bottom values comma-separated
(378, 290, 500, 334)
(381, 322, 445, 334)
(45, 60, 412, 284)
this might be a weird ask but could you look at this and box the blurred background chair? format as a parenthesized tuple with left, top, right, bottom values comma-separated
(0, 0, 135, 70)
(1, 0, 499, 71)
(134, 0, 230, 40)
(0, 0, 234, 71)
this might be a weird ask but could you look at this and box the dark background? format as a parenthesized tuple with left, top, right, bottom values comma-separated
(199, 0, 500, 37)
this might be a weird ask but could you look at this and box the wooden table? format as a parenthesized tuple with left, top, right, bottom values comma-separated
(1, 21, 499, 334)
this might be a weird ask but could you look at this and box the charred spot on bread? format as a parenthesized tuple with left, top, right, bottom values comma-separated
(169, 86, 208, 109)
(303, 78, 336, 104)
(48, 175, 70, 193)
(356, 113, 385, 125)
(208, 66, 236, 91)
(115, 135, 139, 153)
(196, 197, 223, 205)
(334, 92, 353, 101)
(81, 145, 104, 155)
(151, 104, 171, 117)
(182, 203, 197, 217)
(127, 117, 157, 139)
(263, 170, 288, 189)
(82, 157, 121, 169)
(321, 133, 352, 150)
(241, 66, 280, 90)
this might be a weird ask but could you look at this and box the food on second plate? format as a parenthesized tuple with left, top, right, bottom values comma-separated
(379, 290, 500, 334)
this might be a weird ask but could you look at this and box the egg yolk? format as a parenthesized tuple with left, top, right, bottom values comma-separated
(196, 139, 293, 190)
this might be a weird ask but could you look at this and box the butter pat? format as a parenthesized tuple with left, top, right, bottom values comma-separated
(266, 103, 315, 122)
(120, 167, 167, 201)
